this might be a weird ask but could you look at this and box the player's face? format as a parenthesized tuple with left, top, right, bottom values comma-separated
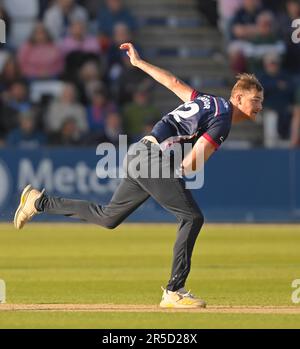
(238, 89, 264, 121)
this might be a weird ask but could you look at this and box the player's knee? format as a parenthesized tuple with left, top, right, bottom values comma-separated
(181, 211, 204, 229)
(191, 211, 204, 228)
(102, 219, 119, 230)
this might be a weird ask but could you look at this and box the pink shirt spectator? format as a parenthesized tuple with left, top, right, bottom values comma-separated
(18, 42, 64, 79)
(60, 36, 100, 56)
(218, 0, 243, 20)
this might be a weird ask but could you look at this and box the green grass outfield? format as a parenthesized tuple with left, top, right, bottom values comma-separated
(0, 223, 300, 328)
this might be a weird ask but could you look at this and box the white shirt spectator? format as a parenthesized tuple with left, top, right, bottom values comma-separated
(45, 100, 88, 133)
(3, 0, 38, 18)
(44, 83, 88, 134)
(3, 0, 39, 47)
(44, 1, 88, 41)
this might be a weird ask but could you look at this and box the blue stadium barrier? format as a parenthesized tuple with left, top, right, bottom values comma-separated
(0, 147, 299, 223)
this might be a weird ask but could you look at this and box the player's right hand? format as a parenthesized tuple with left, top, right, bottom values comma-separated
(119, 42, 141, 67)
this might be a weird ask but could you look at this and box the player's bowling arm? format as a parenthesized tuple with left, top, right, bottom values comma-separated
(120, 42, 193, 102)
(181, 136, 215, 175)
(137, 60, 193, 103)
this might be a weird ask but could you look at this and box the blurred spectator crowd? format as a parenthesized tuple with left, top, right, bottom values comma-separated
(0, 0, 300, 149)
(217, 0, 300, 147)
(0, 0, 160, 148)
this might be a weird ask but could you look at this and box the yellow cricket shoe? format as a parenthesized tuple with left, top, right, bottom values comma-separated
(159, 287, 206, 309)
(14, 185, 45, 230)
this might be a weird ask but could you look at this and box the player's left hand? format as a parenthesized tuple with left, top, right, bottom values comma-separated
(119, 42, 141, 67)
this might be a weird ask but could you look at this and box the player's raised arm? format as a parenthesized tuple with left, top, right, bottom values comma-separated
(120, 42, 194, 103)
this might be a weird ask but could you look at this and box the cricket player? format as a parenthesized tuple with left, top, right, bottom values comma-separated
(14, 42, 264, 308)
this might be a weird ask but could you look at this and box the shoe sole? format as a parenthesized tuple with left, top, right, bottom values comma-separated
(159, 302, 206, 309)
(13, 184, 33, 230)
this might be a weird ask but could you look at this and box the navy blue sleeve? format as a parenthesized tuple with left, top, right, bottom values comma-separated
(202, 120, 231, 150)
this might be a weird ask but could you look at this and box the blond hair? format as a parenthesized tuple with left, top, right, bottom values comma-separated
(231, 73, 263, 97)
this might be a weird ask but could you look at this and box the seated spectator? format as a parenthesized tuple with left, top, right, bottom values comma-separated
(247, 11, 286, 72)
(102, 111, 122, 146)
(97, 0, 137, 50)
(123, 86, 160, 142)
(2, 0, 38, 48)
(44, 82, 88, 135)
(280, 0, 300, 33)
(17, 22, 64, 80)
(97, 0, 137, 38)
(49, 117, 83, 146)
(76, 60, 104, 104)
(43, 0, 88, 41)
(290, 86, 300, 147)
(217, 0, 243, 41)
(0, 56, 22, 93)
(2, 0, 38, 25)
(229, 11, 286, 73)
(107, 22, 141, 87)
(0, 80, 31, 140)
(230, 0, 263, 40)
(114, 55, 153, 106)
(259, 53, 294, 146)
(60, 18, 101, 80)
(228, 0, 263, 72)
(6, 109, 46, 148)
(60, 19, 100, 56)
(2, 80, 31, 113)
(86, 110, 123, 146)
(86, 87, 118, 134)
(279, 0, 300, 74)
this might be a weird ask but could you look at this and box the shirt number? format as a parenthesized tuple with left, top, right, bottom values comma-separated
(169, 101, 200, 122)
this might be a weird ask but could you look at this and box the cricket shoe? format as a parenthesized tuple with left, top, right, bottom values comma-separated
(159, 287, 206, 309)
(14, 185, 45, 230)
